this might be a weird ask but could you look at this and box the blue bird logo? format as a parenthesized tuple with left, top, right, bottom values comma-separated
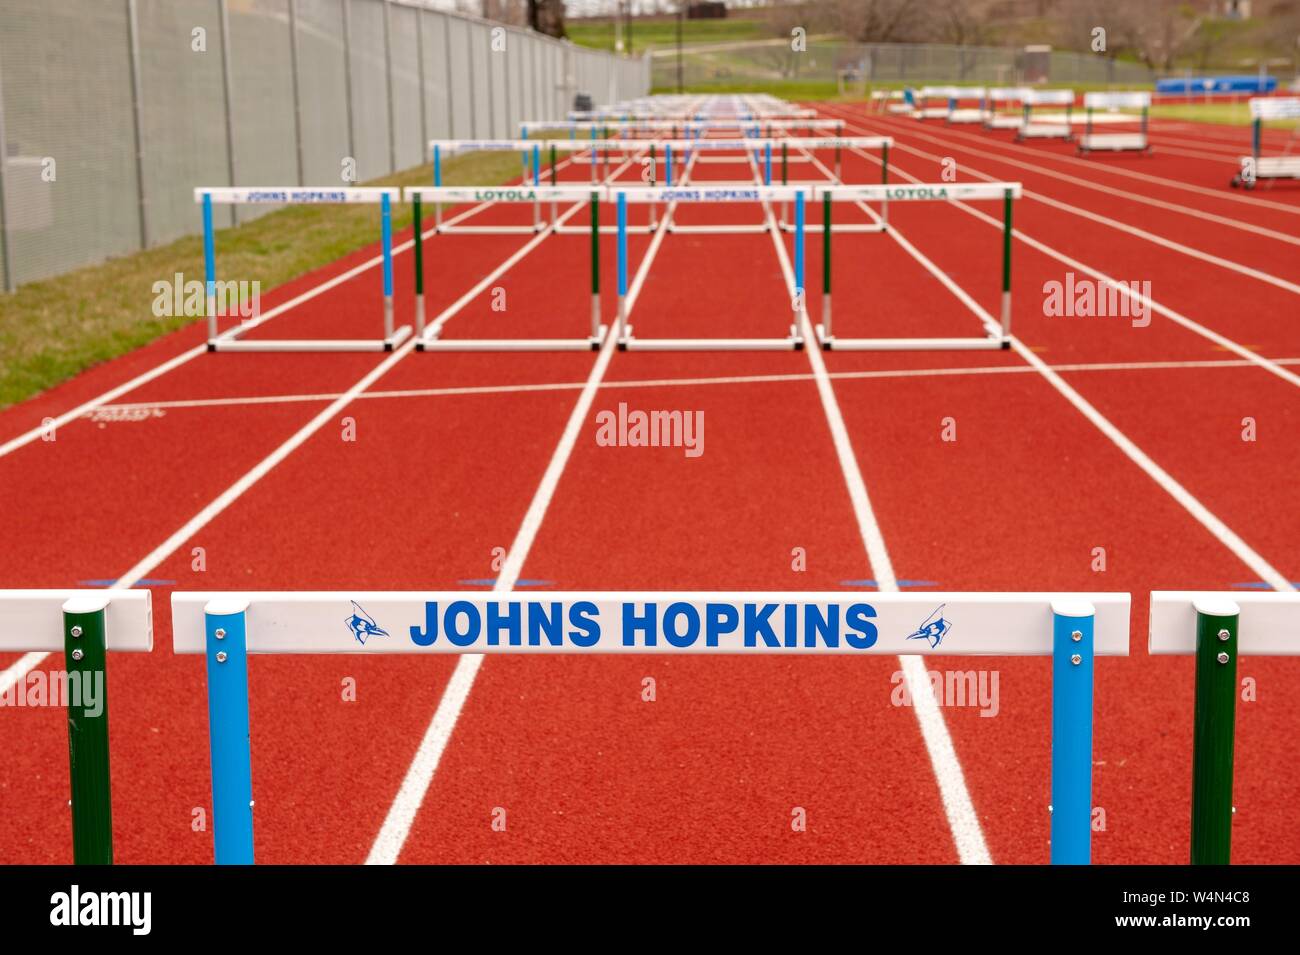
(346, 601, 389, 646)
(906, 604, 952, 649)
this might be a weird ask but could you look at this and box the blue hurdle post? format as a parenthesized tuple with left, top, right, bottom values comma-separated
(432, 144, 442, 230)
(1050, 600, 1095, 864)
(616, 191, 628, 340)
(665, 144, 673, 187)
(381, 193, 394, 345)
(522, 126, 529, 178)
(202, 192, 216, 346)
(589, 126, 597, 184)
(794, 190, 805, 305)
(765, 142, 772, 186)
(204, 603, 254, 864)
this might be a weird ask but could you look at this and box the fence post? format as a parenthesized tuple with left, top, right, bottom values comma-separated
(1191, 599, 1239, 864)
(125, 0, 149, 249)
(0, 47, 14, 291)
(287, 0, 305, 185)
(342, 0, 356, 174)
(218, 0, 237, 225)
(383, 0, 396, 174)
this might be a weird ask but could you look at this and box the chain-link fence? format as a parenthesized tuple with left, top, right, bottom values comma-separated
(650, 38, 1154, 92)
(0, 0, 650, 290)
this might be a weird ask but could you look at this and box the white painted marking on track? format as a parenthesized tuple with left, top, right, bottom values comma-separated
(91, 356, 1300, 412)
(365, 156, 700, 866)
(750, 149, 993, 865)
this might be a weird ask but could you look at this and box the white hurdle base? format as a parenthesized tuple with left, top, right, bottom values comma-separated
(1078, 133, 1149, 153)
(1019, 123, 1072, 140)
(619, 323, 803, 351)
(986, 116, 1024, 130)
(209, 325, 412, 353)
(418, 325, 608, 352)
(815, 325, 1008, 351)
(947, 109, 985, 124)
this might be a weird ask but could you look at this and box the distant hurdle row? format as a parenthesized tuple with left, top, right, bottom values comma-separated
(7, 588, 1300, 865)
(1230, 97, 1300, 189)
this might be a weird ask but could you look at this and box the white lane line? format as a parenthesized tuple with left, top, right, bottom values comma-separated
(753, 153, 992, 865)
(364, 157, 699, 866)
(832, 113, 1300, 393)
(90, 356, 1300, 412)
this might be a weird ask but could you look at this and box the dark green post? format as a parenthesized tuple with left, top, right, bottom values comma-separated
(781, 142, 788, 185)
(1002, 190, 1013, 296)
(1191, 606, 1238, 864)
(550, 143, 557, 186)
(413, 196, 423, 296)
(881, 143, 889, 184)
(822, 192, 831, 296)
(64, 606, 112, 864)
(590, 192, 599, 296)
(650, 143, 657, 184)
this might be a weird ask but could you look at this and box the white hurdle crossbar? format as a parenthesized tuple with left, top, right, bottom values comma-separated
(1232, 97, 1300, 188)
(1018, 89, 1076, 140)
(196, 187, 410, 353)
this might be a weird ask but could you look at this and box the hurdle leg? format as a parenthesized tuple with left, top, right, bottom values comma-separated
(63, 598, 112, 865)
(820, 191, 832, 347)
(1000, 188, 1013, 344)
(1050, 600, 1095, 865)
(381, 193, 394, 345)
(1191, 600, 1239, 865)
(591, 192, 601, 347)
(413, 195, 425, 336)
(616, 192, 628, 344)
(203, 193, 217, 347)
(204, 600, 254, 865)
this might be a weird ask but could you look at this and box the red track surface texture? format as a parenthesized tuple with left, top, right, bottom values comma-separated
(1, 105, 1297, 865)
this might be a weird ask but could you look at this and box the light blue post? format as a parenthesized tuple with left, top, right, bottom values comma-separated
(1050, 603, 1095, 864)
(794, 191, 805, 294)
(617, 192, 628, 297)
(765, 142, 772, 185)
(381, 193, 393, 298)
(433, 144, 441, 186)
(665, 144, 673, 187)
(532, 144, 541, 186)
(205, 607, 254, 864)
(202, 192, 216, 341)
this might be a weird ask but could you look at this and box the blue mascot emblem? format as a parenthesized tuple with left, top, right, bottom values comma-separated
(906, 604, 952, 649)
(346, 601, 389, 646)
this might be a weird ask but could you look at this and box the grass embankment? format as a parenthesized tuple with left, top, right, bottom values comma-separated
(0, 150, 543, 410)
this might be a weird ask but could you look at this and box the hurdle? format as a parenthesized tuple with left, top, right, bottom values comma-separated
(1231, 97, 1300, 189)
(171, 589, 1129, 864)
(1078, 92, 1152, 154)
(913, 86, 958, 120)
(1150, 591, 1300, 864)
(983, 88, 1027, 130)
(404, 185, 607, 352)
(195, 188, 410, 353)
(1, 589, 153, 864)
(1017, 90, 1076, 140)
(946, 87, 988, 124)
(813, 182, 1021, 351)
(774, 135, 894, 234)
(613, 185, 808, 351)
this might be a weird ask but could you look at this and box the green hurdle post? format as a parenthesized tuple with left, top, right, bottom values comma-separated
(1000, 188, 1013, 342)
(64, 602, 112, 864)
(1191, 604, 1238, 864)
(413, 194, 424, 335)
(591, 192, 602, 346)
(822, 191, 832, 344)
(549, 142, 558, 223)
